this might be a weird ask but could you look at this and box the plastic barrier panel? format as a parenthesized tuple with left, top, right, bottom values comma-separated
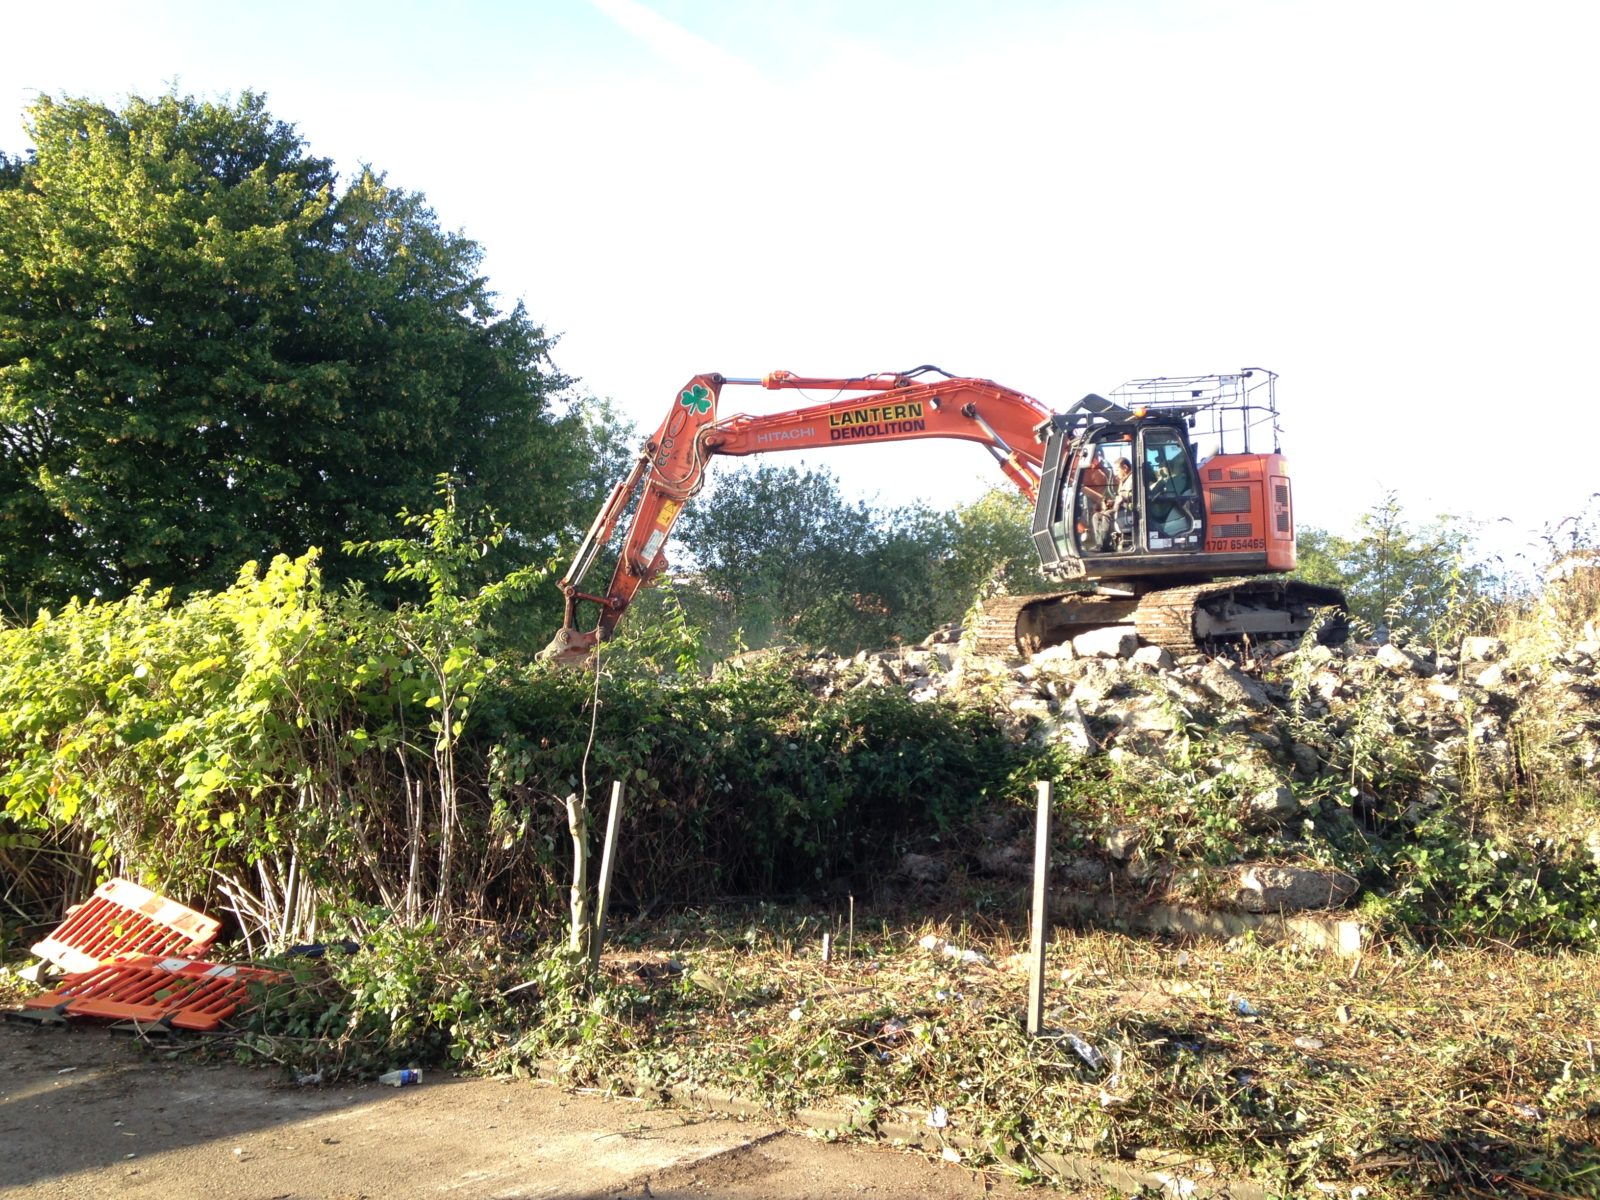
(31, 879, 220, 973)
(22, 956, 287, 1032)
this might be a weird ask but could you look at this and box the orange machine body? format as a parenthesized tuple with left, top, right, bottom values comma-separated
(1198, 452, 1297, 572)
(542, 366, 1307, 664)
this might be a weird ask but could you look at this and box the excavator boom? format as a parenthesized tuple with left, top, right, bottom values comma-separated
(540, 368, 1056, 666)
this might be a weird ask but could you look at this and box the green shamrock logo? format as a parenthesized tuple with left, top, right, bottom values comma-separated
(678, 384, 712, 414)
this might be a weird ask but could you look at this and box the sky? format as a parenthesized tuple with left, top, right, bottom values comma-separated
(5, 0, 1597, 575)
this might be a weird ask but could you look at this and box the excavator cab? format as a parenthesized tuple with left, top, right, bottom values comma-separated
(1031, 371, 1291, 585)
(1032, 414, 1206, 578)
(1057, 423, 1206, 559)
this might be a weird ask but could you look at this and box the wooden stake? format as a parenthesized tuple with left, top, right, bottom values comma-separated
(1027, 779, 1053, 1036)
(588, 780, 626, 982)
(821, 932, 833, 962)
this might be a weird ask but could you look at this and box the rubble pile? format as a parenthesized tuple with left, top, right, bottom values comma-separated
(797, 617, 1600, 918)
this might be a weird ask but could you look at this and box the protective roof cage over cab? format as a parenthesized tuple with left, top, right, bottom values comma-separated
(1104, 367, 1282, 459)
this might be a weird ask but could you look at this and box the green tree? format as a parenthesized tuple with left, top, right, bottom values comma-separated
(674, 463, 865, 649)
(646, 469, 1069, 658)
(671, 464, 954, 653)
(346, 476, 551, 922)
(785, 501, 955, 652)
(942, 484, 1052, 603)
(0, 91, 586, 614)
(1295, 491, 1494, 639)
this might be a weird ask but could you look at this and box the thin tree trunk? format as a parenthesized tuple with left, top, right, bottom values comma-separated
(565, 792, 590, 957)
(434, 720, 455, 924)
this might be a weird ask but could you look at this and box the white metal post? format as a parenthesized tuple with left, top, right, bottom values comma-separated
(1027, 779, 1053, 1036)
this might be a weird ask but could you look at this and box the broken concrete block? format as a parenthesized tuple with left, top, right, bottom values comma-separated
(1130, 645, 1176, 671)
(1289, 741, 1320, 775)
(898, 853, 948, 884)
(1029, 642, 1078, 667)
(1057, 856, 1112, 889)
(1103, 826, 1141, 860)
(1474, 661, 1512, 689)
(1042, 699, 1095, 753)
(1198, 660, 1272, 710)
(1300, 644, 1335, 667)
(1228, 865, 1358, 913)
(975, 844, 1029, 879)
(1376, 643, 1433, 677)
(1118, 698, 1180, 735)
(1072, 625, 1140, 659)
(1243, 784, 1300, 829)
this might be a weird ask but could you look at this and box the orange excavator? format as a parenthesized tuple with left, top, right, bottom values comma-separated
(539, 366, 1346, 667)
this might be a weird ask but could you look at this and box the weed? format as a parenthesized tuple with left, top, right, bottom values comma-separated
(236, 919, 528, 1080)
(222, 902, 1599, 1196)
(496, 907, 1600, 1198)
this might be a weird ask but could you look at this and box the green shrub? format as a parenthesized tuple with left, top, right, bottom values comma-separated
(237, 920, 527, 1079)
(0, 559, 1036, 940)
(1380, 818, 1600, 945)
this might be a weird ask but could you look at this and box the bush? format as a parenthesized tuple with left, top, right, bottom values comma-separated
(0, 555, 1035, 943)
(480, 652, 1021, 903)
(236, 920, 533, 1079)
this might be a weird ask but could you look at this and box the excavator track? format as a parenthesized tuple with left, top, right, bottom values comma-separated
(970, 590, 1140, 658)
(1132, 580, 1348, 654)
(973, 580, 1347, 659)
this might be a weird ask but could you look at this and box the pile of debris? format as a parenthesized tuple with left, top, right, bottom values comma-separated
(798, 617, 1600, 926)
(8, 878, 285, 1032)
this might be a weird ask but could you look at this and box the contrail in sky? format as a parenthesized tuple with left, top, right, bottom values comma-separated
(584, 0, 766, 86)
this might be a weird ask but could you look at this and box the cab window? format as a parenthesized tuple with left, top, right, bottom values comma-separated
(1141, 427, 1203, 547)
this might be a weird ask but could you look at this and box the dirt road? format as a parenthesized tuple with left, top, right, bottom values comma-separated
(0, 1023, 1027, 1199)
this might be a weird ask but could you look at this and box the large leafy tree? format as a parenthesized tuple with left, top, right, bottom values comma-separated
(671, 463, 956, 653)
(0, 91, 588, 613)
(1295, 491, 1496, 640)
(638, 466, 1073, 658)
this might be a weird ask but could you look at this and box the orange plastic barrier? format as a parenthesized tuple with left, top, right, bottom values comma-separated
(31, 879, 220, 973)
(22, 956, 286, 1032)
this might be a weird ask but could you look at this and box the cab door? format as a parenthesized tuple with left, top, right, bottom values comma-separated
(1066, 434, 1135, 556)
(1137, 426, 1205, 552)
(1031, 429, 1132, 566)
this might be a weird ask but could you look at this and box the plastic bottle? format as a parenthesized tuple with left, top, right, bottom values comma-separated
(378, 1068, 422, 1087)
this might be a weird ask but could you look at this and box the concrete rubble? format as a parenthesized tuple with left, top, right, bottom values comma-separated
(799, 612, 1600, 922)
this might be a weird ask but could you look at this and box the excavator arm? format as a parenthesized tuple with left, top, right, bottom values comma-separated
(539, 368, 1056, 666)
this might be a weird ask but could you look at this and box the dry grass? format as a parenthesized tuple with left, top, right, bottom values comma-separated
(555, 910, 1600, 1197)
(0, 966, 34, 1009)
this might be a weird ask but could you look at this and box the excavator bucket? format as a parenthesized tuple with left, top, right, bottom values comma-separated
(536, 625, 598, 669)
